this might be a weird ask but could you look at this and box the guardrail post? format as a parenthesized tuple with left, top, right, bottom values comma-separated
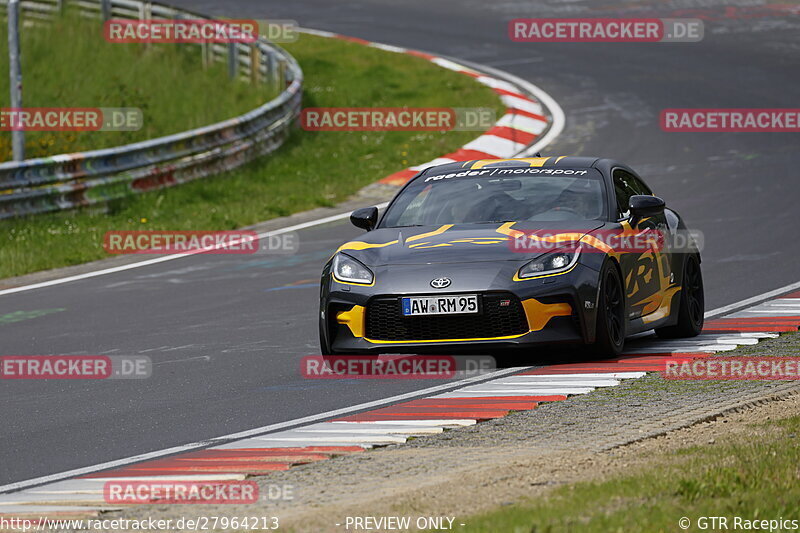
(264, 50, 275, 91)
(201, 42, 210, 69)
(7, 0, 25, 161)
(56, 0, 64, 14)
(227, 43, 238, 80)
(100, 0, 111, 20)
(141, 1, 151, 50)
(277, 57, 287, 89)
(250, 43, 259, 85)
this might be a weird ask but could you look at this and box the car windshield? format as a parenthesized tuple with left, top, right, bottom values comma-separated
(381, 168, 607, 227)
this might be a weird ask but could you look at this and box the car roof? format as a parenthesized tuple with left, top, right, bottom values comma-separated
(417, 156, 604, 176)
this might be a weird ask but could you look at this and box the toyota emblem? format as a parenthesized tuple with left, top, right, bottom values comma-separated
(430, 278, 452, 289)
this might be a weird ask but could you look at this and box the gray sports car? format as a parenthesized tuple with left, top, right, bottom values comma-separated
(319, 157, 704, 357)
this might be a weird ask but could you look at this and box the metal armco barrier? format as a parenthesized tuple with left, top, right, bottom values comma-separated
(0, 0, 303, 219)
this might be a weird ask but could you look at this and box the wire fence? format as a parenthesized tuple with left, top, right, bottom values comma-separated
(0, 0, 303, 218)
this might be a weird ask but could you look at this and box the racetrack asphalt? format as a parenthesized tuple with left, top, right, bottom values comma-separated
(2, 0, 798, 486)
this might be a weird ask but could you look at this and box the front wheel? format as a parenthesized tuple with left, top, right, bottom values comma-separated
(656, 255, 704, 338)
(592, 262, 627, 357)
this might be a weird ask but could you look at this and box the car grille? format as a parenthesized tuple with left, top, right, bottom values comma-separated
(365, 292, 529, 342)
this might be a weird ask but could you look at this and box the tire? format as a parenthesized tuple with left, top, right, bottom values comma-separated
(592, 261, 627, 357)
(656, 255, 704, 339)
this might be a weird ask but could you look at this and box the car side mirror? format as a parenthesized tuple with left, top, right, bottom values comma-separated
(629, 195, 665, 225)
(350, 206, 378, 231)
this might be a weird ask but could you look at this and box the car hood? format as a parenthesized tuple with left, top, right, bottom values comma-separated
(338, 221, 606, 266)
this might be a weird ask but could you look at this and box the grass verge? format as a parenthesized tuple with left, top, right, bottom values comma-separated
(458, 345, 800, 533)
(0, 32, 503, 279)
(0, 13, 268, 160)
(460, 418, 800, 533)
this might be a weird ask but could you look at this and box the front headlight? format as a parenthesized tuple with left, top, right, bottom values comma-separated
(517, 246, 581, 279)
(332, 253, 374, 285)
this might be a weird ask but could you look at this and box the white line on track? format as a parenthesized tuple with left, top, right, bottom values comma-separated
(212, 440, 373, 450)
(704, 280, 800, 319)
(329, 420, 476, 426)
(437, 387, 595, 396)
(302, 424, 444, 434)
(251, 433, 408, 444)
(492, 379, 620, 387)
(510, 372, 646, 379)
(0, 203, 389, 298)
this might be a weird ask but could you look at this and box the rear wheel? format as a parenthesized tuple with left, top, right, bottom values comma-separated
(656, 255, 704, 338)
(592, 262, 626, 357)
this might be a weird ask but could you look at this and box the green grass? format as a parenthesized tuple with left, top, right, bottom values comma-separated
(0, 13, 269, 160)
(0, 29, 503, 279)
(457, 414, 800, 532)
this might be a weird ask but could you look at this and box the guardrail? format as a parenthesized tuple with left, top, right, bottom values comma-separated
(0, 0, 303, 219)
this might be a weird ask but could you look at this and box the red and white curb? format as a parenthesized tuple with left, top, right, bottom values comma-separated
(2, 288, 799, 518)
(300, 28, 561, 186)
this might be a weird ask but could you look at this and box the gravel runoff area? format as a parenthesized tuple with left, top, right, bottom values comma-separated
(81, 331, 800, 532)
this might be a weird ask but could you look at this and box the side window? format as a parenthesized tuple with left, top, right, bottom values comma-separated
(613, 169, 652, 218)
(613, 170, 638, 218)
(629, 173, 652, 196)
(394, 184, 432, 226)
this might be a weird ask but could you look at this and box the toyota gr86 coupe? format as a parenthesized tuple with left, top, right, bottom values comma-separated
(319, 157, 704, 357)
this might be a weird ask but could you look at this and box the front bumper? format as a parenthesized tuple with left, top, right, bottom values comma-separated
(321, 260, 602, 354)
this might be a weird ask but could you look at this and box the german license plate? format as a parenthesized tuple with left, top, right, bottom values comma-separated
(401, 294, 479, 316)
